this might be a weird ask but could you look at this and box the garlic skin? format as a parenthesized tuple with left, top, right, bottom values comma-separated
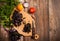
(23, 2, 29, 8)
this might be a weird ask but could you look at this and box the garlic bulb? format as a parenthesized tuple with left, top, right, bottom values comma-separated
(23, 2, 29, 8)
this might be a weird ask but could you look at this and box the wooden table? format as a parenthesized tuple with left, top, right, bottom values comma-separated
(1, 0, 60, 41)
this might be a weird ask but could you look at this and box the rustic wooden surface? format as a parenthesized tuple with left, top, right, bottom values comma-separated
(1, 0, 60, 41)
(49, 0, 60, 41)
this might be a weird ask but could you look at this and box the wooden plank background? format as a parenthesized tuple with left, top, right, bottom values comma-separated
(0, 0, 60, 41)
(49, 0, 60, 41)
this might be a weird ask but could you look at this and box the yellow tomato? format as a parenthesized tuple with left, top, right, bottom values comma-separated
(16, 3, 24, 11)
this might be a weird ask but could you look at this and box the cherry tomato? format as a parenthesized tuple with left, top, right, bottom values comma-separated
(16, 4, 24, 11)
(29, 7, 36, 14)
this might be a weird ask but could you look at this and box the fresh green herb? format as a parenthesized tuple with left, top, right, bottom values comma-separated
(0, 0, 19, 28)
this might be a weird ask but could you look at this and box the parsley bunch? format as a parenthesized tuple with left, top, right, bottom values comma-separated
(0, 0, 19, 28)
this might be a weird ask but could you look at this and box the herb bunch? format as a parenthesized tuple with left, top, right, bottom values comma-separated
(0, 0, 19, 27)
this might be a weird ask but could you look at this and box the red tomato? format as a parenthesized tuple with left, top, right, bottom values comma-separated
(29, 7, 36, 14)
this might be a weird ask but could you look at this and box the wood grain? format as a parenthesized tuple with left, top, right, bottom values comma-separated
(49, 0, 60, 41)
